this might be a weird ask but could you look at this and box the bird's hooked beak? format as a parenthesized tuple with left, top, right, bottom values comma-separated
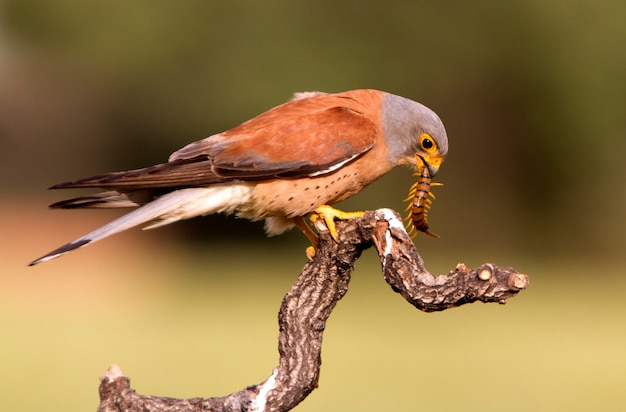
(415, 154, 443, 177)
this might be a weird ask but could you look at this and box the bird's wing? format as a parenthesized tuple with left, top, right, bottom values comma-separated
(170, 98, 379, 179)
(52, 95, 378, 190)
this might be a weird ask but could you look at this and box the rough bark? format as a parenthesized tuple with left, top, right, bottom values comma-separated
(97, 208, 529, 412)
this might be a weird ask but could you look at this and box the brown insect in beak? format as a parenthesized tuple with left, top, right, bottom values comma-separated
(404, 158, 442, 238)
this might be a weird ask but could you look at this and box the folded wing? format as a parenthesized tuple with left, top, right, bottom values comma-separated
(54, 96, 378, 191)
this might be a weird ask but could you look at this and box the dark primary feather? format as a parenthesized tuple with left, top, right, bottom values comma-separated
(49, 189, 166, 209)
(50, 158, 223, 190)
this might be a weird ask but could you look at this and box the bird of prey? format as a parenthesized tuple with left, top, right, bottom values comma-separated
(29, 89, 448, 265)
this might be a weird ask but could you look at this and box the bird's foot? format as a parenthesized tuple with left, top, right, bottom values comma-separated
(294, 206, 364, 259)
(311, 205, 364, 242)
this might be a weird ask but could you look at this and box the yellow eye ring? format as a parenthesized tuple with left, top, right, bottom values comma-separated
(419, 133, 437, 154)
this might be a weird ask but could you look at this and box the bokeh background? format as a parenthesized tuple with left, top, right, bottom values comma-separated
(1, 1, 625, 411)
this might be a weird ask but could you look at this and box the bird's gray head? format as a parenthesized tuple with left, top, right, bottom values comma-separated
(381, 93, 448, 176)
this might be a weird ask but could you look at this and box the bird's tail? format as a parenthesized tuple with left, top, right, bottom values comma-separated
(28, 185, 252, 266)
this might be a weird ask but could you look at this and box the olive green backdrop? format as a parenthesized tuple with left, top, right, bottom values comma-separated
(1, 1, 624, 411)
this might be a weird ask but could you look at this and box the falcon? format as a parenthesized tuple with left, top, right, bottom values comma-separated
(29, 89, 448, 265)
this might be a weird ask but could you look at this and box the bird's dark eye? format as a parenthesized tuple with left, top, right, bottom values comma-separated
(419, 133, 436, 153)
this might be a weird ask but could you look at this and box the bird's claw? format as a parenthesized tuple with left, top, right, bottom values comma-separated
(305, 245, 317, 260)
(311, 205, 364, 242)
(294, 206, 364, 260)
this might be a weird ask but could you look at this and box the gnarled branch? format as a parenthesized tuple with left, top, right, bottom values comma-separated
(97, 209, 529, 412)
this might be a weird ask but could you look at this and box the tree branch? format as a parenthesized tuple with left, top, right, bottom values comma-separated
(97, 208, 529, 412)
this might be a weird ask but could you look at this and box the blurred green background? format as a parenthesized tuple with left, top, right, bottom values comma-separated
(1, 1, 625, 411)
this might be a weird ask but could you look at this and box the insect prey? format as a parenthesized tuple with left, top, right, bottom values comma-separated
(404, 161, 442, 238)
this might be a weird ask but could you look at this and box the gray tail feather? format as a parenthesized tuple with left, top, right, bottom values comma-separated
(29, 189, 200, 266)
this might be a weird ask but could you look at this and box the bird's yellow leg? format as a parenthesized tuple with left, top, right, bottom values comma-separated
(311, 205, 365, 242)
